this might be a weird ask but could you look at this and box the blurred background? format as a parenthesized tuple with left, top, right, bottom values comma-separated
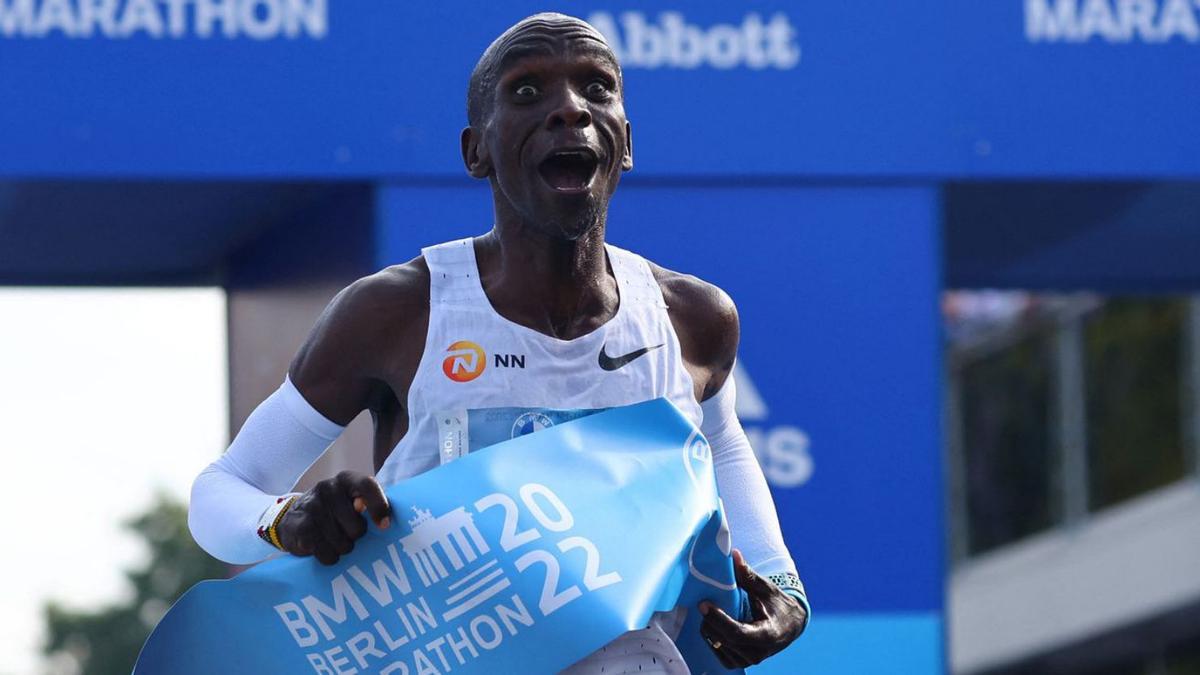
(2, 2, 1199, 674)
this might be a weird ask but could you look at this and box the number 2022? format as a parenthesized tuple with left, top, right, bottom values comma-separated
(473, 483, 622, 616)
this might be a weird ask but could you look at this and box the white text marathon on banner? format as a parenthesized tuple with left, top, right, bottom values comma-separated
(0, 0, 327, 39)
(1025, 0, 1200, 43)
(273, 483, 622, 675)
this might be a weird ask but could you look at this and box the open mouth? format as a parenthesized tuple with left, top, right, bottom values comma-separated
(537, 149, 599, 193)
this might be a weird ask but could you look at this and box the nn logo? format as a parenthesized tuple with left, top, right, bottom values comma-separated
(493, 353, 525, 369)
(442, 341, 525, 383)
(587, 11, 801, 70)
(443, 341, 485, 383)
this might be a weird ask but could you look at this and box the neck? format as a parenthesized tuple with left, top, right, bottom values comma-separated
(475, 209, 618, 340)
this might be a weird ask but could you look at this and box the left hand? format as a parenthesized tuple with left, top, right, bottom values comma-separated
(698, 549, 808, 670)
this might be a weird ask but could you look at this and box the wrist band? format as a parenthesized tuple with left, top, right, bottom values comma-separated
(767, 571, 806, 597)
(256, 494, 301, 551)
(768, 572, 811, 629)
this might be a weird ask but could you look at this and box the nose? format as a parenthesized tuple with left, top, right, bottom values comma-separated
(545, 86, 591, 130)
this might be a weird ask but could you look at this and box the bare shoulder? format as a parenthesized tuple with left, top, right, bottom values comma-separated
(301, 256, 430, 352)
(646, 260, 740, 400)
(333, 257, 431, 324)
(288, 257, 431, 424)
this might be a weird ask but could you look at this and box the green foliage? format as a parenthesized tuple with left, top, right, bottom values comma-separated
(1084, 298, 1187, 511)
(961, 333, 1055, 554)
(42, 493, 228, 675)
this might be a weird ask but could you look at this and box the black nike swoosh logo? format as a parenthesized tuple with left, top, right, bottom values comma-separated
(599, 342, 664, 371)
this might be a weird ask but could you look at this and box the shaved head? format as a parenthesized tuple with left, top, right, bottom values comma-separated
(466, 12, 622, 128)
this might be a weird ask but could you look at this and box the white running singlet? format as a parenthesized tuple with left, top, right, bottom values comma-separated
(375, 237, 704, 674)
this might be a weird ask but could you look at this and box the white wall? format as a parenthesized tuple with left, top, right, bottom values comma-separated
(951, 479, 1200, 673)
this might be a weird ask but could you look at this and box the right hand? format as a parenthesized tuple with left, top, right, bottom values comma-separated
(277, 470, 392, 565)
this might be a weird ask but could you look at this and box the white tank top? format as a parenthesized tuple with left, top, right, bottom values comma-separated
(376, 237, 701, 674)
(376, 236, 702, 485)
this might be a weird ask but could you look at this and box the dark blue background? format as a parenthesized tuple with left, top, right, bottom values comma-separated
(3, 2, 1195, 177)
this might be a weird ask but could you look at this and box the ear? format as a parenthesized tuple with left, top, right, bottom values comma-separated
(461, 126, 492, 179)
(621, 120, 634, 172)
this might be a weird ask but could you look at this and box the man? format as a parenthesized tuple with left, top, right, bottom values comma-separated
(189, 12, 807, 673)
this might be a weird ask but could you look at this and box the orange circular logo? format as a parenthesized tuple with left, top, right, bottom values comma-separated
(442, 341, 486, 382)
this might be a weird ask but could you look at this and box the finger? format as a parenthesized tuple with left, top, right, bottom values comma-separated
(712, 645, 737, 670)
(313, 540, 340, 566)
(733, 549, 776, 598)
(706, 623, 769, 669)
(717, 640, 755, 669)
(314, 483, 353, 555)
(329, 488, 368, 541)
(280, 510, 313, 556)
(705, 595, 780, 661)
(339, 472, 391, 529)
(700, 627, 738, 670)
(318, 508, 354, 556)
(702, 603, 755, 644)
(290, 529, 314, 556)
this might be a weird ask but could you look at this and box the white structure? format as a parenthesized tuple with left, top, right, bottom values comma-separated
(400, 506, 490, 587)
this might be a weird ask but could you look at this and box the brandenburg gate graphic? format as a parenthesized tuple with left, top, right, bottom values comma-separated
(400, 505, 491, 587)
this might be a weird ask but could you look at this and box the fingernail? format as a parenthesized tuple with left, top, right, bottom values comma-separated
(380, 517, 391, 529)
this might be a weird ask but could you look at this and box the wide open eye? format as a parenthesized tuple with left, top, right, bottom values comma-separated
(585, 80, 611, 98)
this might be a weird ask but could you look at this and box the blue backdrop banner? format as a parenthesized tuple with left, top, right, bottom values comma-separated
(6, 2, 1197, 177)
(136, 399, 745, 675)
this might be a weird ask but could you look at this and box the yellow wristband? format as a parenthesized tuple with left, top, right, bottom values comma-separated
(256, 494, 300, 551)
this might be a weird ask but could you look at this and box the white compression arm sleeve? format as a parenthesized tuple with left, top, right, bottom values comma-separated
(701, 371, 808, 605)
(188, 376, 345, 565)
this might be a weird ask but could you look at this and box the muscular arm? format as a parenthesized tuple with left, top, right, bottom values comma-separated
(650, 263, 808, 667)
(188, 260, 429, 565)
(289, 260, 430, 432)
(649, 263, 739, 402)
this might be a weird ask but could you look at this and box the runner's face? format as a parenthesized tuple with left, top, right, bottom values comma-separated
(485, 35, 632, 240)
